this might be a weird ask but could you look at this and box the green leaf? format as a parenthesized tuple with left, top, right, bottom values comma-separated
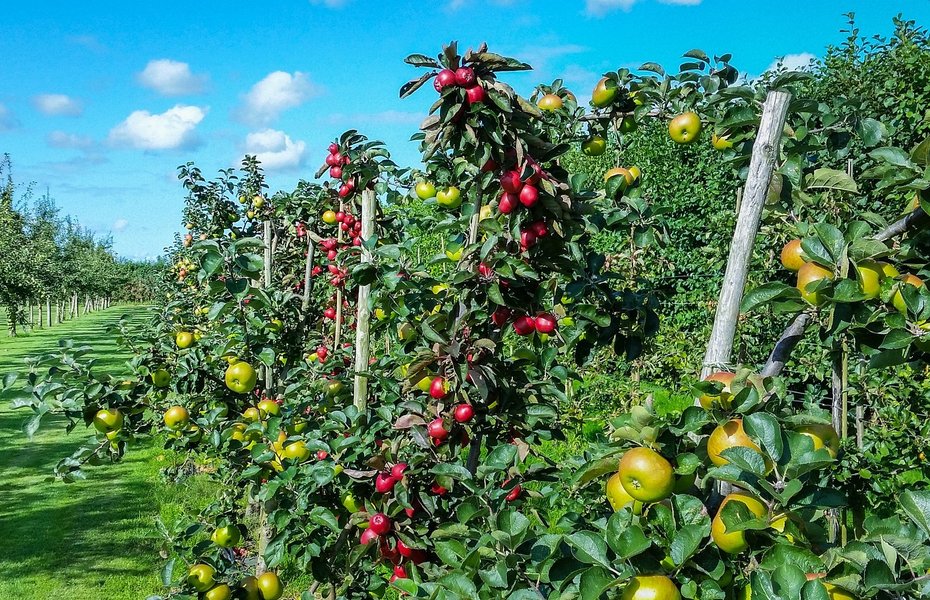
(813, 223, 846, 263)
(257, 347, 275, 367)
(741, 282, 800, 312)
(744, 412, 783, 462)
(579, 566, 615, 600)
(484, 444, 517, 471)
(438, 572, 477, 598)
(870, 147, 914, 168)
(901, 490, 930, 538)
(479, 562, 509, 589)
(805, 168, 858, 193)
(567, 531, 610, 567)
(669, 523, 705, 566)
(857, 118, 887, 147)
(308, 507, 339, 532)
(606, 517, 650, 560)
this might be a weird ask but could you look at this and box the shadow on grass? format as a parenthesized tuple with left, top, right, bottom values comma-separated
(0, 306, 168, 598)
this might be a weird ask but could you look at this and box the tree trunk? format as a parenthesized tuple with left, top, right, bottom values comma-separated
(353, 188, 376, 412)
(700, 90, 792, 378)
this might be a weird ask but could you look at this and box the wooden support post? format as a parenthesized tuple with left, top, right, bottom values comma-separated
(465, 189, 484, 474)
(353, 188, 376, 412)
(263, 219, 274, 392)
(334, 202, 345, 348)
(700, 90, 791, 379)
(301, 235, 316, 314)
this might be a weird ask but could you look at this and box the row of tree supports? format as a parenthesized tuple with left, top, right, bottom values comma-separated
(10, 294, 112, 335)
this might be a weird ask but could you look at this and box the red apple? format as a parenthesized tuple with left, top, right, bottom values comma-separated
(427, 418, 448, 440)
(391, 463, 407, 480)
(429, 377, 448, 400)
(534, 313, 556, 334)
(499, 192, 519, 214)
(453, 404, 474, 423)
(325, 153, 341, 167)
(520, 229, 537, 250)
(491, 306, 511, 327)
(369, 513, 391, 535)
(505, 481, 522, 502)
(466, 85, 486, 104)
(518, 184, 539, 207)
(330, 166, 343, 179)
(328, 143, 340, 153)
(513, 315, 536, 336)
(360, 528, 379, 545)
(397, 540, 414, 557)
(435, 69, 457, 90)
(375, 473, 397, 493)
(530, 220, 548, 237)
(478, 263, 494, 278)
(430, 483, 448, 496)
(455, 67, 476, 87)
(500, 171, 523, 194)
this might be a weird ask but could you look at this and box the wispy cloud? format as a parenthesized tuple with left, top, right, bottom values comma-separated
(33, 94, 83, 117)
(0, 103, 18, 131)
(446, 0, 517, 10)
(519, 44, 587, 72)
(67, 34, 106, 52)
(586, 0, 702, 17)
(309, 0, 349, 6)
(767, 52, 817, 73)
(109, 105, 207, 150)
(235, 71, 320, 126)
(113, 218, 129, 232)
(325, 110, 423, 126)
(138, 59, 208, 96)
(244, 129, 307, 171)
(47, 131, 94, 149)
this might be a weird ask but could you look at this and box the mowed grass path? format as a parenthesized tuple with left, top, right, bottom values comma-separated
(0, 306, 211, 600)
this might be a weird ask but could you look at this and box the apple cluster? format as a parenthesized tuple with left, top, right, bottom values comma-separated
(433, 66, 485, 105)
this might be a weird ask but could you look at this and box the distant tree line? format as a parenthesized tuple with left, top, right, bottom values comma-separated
(0, 154, 163, 335)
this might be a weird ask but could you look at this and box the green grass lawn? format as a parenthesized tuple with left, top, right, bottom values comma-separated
(0, 305, 213, 600)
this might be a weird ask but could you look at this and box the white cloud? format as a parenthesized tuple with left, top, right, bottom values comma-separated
(67, 34, 106, 52)
(235, 71, 319, 125)
(521, 44, 586, 67)
(325, 110, 422, 125)
(113, 218, 129, 232)
(137, 59, 207, 96)
(446, 0, 516, 9)
(244, 128, 307, 171)
(767, 52, 817, 73)
(108, 105, 206, 150)
(309, 0, 348, 6)
(47, 131, 94, 149)
(33, 94, 83, 116)
(586, 0, 701, 16)
(561, 64, 601, 86)
(0, 103, 17, 131)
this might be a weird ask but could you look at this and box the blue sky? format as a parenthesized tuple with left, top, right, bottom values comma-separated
(1, 1, 928, 259)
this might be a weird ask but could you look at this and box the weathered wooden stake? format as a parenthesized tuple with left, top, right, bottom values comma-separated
(301, 235, 316, 313)
(263, 219, 274, 392)
(352, 188, 377, 411)
(700, 90, 792, 379)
